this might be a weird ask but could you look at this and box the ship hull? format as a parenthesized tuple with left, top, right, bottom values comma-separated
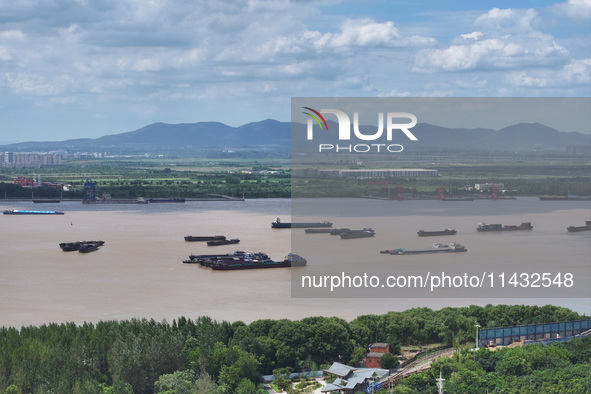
(417, 229, 457, 236)
(382, 248, 467, 255)
(4, 209, 64, 215)
(206, 239, 240, 246)
(567, 226, 591, 232)
(185, 235, 226, 242)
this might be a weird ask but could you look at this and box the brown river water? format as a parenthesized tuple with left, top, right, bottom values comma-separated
(0, 198, 589, 327)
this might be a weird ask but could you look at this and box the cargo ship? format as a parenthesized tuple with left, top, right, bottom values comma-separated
(381, 242, 467, 255)
(417, 229, 457, 237)
(340, 228, 375, 239)
(210, 253, 307, 270)
(3, 209, 64, 215)
(184, 235, 226, 242)
(476, 222, 533, 231)
(272, 217, 332, 229)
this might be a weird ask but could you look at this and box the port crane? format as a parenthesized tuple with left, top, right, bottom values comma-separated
(438, 180, 451, 200)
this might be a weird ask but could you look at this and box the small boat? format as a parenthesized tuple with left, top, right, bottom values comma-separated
(33, 200, 60, 203)
(207, 238, 240, 246)
(3, 209, 64, 215)
(184, 235, 226, 242)
(340, 228, 375, 239)
(418, 229, 457, 237)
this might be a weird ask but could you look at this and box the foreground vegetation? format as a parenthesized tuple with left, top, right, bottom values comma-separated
(0, 304, 586, 393)
(389, 338, 591, 393)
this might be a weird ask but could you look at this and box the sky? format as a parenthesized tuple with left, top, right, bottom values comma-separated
(0, 0, 590, 143)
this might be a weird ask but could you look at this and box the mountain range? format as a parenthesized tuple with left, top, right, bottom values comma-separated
(1, 119, 590, 155)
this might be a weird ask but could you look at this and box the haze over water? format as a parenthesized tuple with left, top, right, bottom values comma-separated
(0, 198, 589, 328)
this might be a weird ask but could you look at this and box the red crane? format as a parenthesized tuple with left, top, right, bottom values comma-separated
(438, 180, 450, 200)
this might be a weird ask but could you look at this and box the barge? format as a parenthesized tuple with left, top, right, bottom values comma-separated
(417, 229, 457, 237)
(567, 221, 591, 232)
(147, 197, 185, 203)
(477, 222, 533, 231)
(184, 235, 226, 242)
(210, 253, 307, 270)
(340, 228, 375, 239)
(381, 242, 467, 255)
(3, 209, 64, 215)
(207, 238, 240, 246)
(272, 217, 332, 229)
(60, 241, 105, 251)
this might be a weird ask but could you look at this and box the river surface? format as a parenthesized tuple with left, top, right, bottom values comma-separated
(0, 198, 589, 327)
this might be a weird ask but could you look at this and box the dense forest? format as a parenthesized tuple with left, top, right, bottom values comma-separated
(0, 304, 586, 393)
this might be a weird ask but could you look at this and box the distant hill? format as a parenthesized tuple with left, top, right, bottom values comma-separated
(1, 119, 590, 155)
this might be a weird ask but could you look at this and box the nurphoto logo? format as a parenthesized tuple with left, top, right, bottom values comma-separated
(302, 107, 418, 153)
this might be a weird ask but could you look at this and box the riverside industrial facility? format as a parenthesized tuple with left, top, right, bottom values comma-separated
(292, 168, 438, 178)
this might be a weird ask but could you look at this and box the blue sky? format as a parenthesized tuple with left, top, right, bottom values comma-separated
(0, 0, 589, 142)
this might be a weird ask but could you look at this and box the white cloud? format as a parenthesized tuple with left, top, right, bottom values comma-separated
(460, 31, 484, 40)
(475, 8, 538, 31)
(503, 58, 591, 87)
(553, 0, 591, 20)
(314, 18, 436, 51)
(560, 58, 591, 83)
(413, 8, 568, 72)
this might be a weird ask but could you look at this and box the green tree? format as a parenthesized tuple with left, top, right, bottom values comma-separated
(379, 352, 398, 369)
(154, 370, 196, 393)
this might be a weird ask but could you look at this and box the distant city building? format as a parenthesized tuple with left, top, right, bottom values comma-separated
(292, 168, 438, 178)
(1, 152, 61, 168)
(566, 145, 591, 156)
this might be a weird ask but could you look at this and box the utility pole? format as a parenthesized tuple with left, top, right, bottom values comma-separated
(436, 369, 445, 394)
